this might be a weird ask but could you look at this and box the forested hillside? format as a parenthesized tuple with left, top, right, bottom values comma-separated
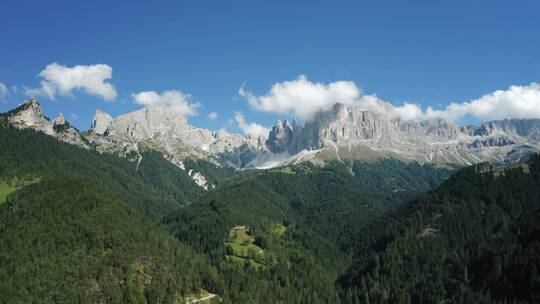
(3, 120, 538, 303)
(0, 177, 219, 303)
(162, 159, 452, 302)
(0, 123, 229, 302)
(338, 154, 540, 303)
(0, 123, 206, 219)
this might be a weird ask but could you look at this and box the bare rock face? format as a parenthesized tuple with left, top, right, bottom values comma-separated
(6, 100, 89, 149)
(266, 120, 294, 153)
(7, 99, 55, 135)
(4, 99, 540, 170)
(284, 103, 460, 153)
(53, 113, 66, 126)
(86, 105, 265, 168)
(105, 106, 192, 140)
(91, 109, 113, 135)
(259, 103, 540, 167)
(464, 119, 540, 143)
(187, 169, 213, 190)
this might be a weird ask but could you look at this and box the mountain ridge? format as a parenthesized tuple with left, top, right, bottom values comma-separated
(2, 99, 539, 303)
(3, 99, 539, 170)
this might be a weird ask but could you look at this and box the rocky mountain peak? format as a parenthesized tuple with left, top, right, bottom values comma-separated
(292, 117, 299, 130)
(53, 113, 66, 126)
(4, 99, 540, 169)
(12, 98, 44, 116)
(5, 99, 89, 149)
(468, 119, 540, 143)
(82, 104, 267, 168)
(7, 99, 54, 135)
(91, 109, 113, 135)
(213, 128, 230, 140)
(255, 103, 540, 167)
(266, 119, 295, 153)
(105, 105, 191, 140)
(24, 98, 41, 109)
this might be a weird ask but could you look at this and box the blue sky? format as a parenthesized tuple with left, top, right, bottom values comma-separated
(1, 0, 539, 133)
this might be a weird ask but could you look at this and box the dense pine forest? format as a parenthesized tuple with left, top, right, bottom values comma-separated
(339, 155, 540, 303)
(0, 120, 539, 303)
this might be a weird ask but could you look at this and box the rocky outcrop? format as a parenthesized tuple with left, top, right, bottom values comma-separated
(4, 99, 540, 170)
(258, 103, 540, 167)
(7, 99, 55, 135)
(87, 105, 265, 168)
(187, 169, 213, 190)
(53, 113, 66, 126)
(266, 120, 294, 153)
(91, 109, 113, 135)
(294, 103, 464, 152)
(463, 119, 540, 143)
(6, 100, 89, 149)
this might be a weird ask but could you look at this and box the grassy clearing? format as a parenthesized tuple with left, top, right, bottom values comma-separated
(226, 255, 265, 270)
(271, 223, 287, 236)
(270, 165, 313, 175)
(225, 226, 270, 268)
(0, 177, 40, 204)
(270, 167, 295, 175)
(226, 226, 263, 256)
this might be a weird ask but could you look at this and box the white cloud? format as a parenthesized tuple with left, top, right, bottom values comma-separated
(358, 83, 540, 122)
(234, 112, 270, 138)
(241, 75, 540, 122)
(352, 95, 420, 121)
(132, 90, 200, 116)
(207, 112, 218, 120)
(424, 83, 540, 121)
(239, 75, 360, 121)
(25, 63, 117, 101)
(0, 82, 7, 102)
(0, 82, 7, 95)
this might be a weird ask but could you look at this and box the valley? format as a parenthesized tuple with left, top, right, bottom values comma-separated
(3, 2, 539, 302)
(0, 101, 539, 303)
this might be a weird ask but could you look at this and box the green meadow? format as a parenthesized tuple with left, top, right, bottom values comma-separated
(0, 177, 40, 204)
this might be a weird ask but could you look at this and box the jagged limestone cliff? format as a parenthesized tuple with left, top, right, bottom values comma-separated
(3, 99, 540, 170)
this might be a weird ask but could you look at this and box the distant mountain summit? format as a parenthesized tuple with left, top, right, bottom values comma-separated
(2, 99, 540, 169)
(3, 99, 89, 148)
(86, 104, 266, 168)
(262, 103, 540, 167)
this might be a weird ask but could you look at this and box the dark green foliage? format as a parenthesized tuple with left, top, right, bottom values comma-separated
(0, 124, 195, 218)
(52, 121, 74, 133)
(467, 207, 540, 302)
(163, 170, 349, 302)
(241, 160, 452, 253)
(351, 159, 454, 202)
(163, 159, 451, 303)
(138, 150, 205, 204)
(0, 177, 217, 303)
(183, 158, 237, 186)
(137, 151, 238, 205)
(339, 154, 540, 303)
(6, 118, 536, 303)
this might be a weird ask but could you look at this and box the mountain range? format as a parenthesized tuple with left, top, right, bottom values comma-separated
(5, 99, 540, 173)
(1, 98, 540, 303)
